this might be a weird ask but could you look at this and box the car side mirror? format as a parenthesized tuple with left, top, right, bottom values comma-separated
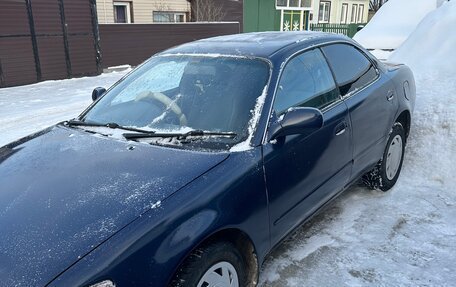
(268, 107, 323, 141)
(92, 87, 106, 101)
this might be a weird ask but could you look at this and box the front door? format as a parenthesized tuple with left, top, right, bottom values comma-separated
(263, 48, 352, 246)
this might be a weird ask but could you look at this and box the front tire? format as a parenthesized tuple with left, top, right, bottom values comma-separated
(170, 241, 248, 287)
(363, 123, 406, 191)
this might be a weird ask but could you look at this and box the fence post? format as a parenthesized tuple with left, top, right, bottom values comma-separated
(89, 0, 102, 74)
(58, 0, 72, 78)
(348, 24, 357, 38)
(25, 0, 42, 82)
(0, 58, 4, 88)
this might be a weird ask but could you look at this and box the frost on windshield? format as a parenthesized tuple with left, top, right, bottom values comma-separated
(112, 61, 187, 104)
(82, 55, 270, 149)
(230, 85, 268, 152)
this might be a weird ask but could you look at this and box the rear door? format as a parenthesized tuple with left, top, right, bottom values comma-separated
(263, 48, 352, 246)
(321, 43, 398, 179)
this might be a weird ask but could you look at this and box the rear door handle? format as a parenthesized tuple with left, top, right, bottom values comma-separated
(335, 122, 347, 136)
(387, 90, 395, 101)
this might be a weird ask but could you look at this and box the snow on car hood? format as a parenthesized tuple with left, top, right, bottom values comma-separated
(0, 125, 229, 286)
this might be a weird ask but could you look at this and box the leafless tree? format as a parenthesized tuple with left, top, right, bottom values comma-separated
(193, 0, 226, 22)
(154, 0, 174, 22)
(370, 0, 388, 12)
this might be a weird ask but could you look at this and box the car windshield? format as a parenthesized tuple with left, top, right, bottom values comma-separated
(81, 55, 270, 150)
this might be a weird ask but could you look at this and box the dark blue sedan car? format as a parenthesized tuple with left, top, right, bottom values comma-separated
(0, 32, 415, 287)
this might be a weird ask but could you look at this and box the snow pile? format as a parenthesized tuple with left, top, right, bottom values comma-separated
(354, 0, 437, 49)
(389, 0, 456, 74)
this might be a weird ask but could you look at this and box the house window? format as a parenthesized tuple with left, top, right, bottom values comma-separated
(277, 0, 287, 7)
(358, 4, 364, 23)
(289, 0, 299, 7)
(340, 3, 348, 24)
(351, 4, 358, 23)
(301, 0, 311, 8)
(153, 12, 187, 23)
(114, 2, 132, 23)
(318, 1, 331, 23)
(276, 0, 312, 9)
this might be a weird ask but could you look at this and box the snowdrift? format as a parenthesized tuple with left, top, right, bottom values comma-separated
(389, 0, 456, 74)
(353, 0, 437, 49)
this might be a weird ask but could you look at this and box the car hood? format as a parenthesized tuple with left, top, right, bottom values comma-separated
(0, 125, 229, 286)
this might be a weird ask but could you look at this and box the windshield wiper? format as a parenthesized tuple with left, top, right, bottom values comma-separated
(64, 119, 155, 134)
(123, 130, 237, 140)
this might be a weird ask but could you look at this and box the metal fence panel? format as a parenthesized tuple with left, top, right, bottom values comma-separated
(0, 1, 241, 88)
(0, 38, 37, 87)
(99, 23, 240, 69)
(33, 0, 68, 81)
(0, 0, 99, 88)
(310, 23, 366, 38)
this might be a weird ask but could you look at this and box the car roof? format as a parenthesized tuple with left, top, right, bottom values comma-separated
(160, 31, 351, 59)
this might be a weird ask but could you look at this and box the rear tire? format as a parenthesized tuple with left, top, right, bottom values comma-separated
(170, 241, 248, 287)
(363, 123, 406, 191)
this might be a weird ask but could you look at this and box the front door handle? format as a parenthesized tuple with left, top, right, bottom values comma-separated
(335, 122, 347, 136)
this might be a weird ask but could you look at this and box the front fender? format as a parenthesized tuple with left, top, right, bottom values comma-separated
(48, 148, 269, 287)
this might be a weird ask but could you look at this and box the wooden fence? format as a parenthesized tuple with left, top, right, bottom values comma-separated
(310, 23, 366, 38)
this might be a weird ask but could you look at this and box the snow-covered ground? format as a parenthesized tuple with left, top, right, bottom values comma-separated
(0, 70, 130, 147)
(260, 71, 456, 286)
(1, 1, 455, 285)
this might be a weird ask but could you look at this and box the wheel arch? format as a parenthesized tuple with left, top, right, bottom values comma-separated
(395, 109, 411, 140)
(170, 227, 259, 286)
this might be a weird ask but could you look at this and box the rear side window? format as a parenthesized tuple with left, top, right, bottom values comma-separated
(274, 49, 339, 114)
(321, 44, 378, 96)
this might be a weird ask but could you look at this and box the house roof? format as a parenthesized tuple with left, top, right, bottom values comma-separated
(160, 31, 349, 59)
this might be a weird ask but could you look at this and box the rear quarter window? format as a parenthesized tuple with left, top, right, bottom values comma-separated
(321, 43, 378, 96)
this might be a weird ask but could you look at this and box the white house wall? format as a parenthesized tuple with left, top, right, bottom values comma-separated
(96, 0, 191, 24)
(97, 0, 115, 24)
(311, 0, 369, 24)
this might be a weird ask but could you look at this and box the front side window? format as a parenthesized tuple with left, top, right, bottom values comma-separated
(318, 1, 331, 23)
(321, 44, 378, 96)
(274, 49, 339, 114)
(82, 56, 270, 148)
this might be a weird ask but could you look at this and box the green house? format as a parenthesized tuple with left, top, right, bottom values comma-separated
(244, 0, 312, 33)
